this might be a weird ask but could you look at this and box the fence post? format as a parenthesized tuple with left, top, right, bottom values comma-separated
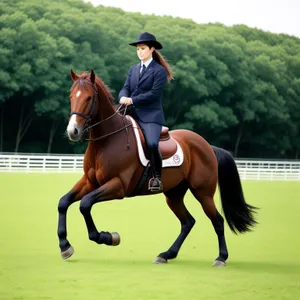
(270, 162, 273, 181)
(26, 157, 30, 173)
(73, 157, 77, 172)
(8, 156, 12, 172)
(58, 157, 62, 173)
(43, 157, 46, 173)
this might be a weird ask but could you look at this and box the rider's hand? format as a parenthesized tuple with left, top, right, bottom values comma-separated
(119, 97, 133, 105)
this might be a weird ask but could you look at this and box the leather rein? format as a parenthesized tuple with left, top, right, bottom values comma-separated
(69, 80, 132, 145)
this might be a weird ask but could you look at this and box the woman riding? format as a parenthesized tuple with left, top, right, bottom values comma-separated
(118, 32, 173, 192)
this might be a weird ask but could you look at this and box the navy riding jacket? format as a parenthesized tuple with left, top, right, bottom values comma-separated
(118, 59, 167, 125)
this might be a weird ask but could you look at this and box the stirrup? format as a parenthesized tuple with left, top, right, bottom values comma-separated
(148, 177, 163, 192)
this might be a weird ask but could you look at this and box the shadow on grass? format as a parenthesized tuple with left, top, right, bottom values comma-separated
(64, 259, 80, 263)
(228, 260, 300, 274)
(174, 259, 300, 274)
(65, 256, 300, 274)
(64, 256, 217, 269)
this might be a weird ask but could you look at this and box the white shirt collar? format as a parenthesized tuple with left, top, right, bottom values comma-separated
(141, 57, 153, 69)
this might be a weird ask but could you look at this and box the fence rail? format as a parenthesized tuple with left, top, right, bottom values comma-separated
(0, 154, 299, 181)
(0, 154, 83, 174)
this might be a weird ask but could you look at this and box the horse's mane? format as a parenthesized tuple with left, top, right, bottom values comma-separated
(71, 72, 115, 105)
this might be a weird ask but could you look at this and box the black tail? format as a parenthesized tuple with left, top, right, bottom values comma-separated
(212, 146, 257, 234)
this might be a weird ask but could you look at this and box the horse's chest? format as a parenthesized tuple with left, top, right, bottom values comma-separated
(96, 152, 127, 176)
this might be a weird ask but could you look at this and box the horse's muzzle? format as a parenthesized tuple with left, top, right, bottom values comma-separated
(67, 121, 84, 142)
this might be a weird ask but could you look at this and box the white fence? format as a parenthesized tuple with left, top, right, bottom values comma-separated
(0, 154, 299, 181)
(0, 154, 84, 174)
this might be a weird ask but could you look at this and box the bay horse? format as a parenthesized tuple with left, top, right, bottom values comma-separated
(57, 69, 257, 266)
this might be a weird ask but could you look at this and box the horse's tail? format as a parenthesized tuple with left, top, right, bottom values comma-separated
(212, 146, 257, 234)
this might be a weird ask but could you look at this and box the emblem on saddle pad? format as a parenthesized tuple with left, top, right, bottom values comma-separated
(128, 117, 184, 168)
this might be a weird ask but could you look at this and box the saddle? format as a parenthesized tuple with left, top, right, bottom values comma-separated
(127, 116, 184, 196)
(138, 126, 177, 159)
(127, 116, 183, 168)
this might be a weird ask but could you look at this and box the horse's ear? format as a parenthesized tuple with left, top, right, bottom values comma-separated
(90, 69, 95, 84)
(70, 69, 79, 82)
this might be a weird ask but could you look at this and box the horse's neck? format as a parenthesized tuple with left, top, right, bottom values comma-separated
(98, 101, 116, 122)
(90, 100, 124, 142)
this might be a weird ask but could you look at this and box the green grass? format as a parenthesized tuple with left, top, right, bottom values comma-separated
(0, 173, 299, 300)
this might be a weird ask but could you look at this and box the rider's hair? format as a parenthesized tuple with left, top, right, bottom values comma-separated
(146, 43, 173, 83)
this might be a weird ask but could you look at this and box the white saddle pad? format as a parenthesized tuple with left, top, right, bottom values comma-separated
(128, 116, 184, 168)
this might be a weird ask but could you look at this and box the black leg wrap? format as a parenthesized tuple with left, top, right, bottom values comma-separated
(158, 250, 178, 260)
(211, 211, 224, 233)
(57, 191, 75, 252)
(87, 231, 113, 245)
(98, 231, 113, 245)
(59, 241, 71, 252)
(212, 211, 228, 262)
(157, 215, 196, 261)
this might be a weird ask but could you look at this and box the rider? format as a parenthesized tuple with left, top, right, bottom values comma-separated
(118, 32, 173, 192)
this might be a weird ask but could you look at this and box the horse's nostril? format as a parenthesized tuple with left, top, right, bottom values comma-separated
(74, 128, 78, 136)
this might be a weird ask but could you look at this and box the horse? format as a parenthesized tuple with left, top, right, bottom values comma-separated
(57, 69, 257, 266)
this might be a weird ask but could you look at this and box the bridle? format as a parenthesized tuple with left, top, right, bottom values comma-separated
(70, 80, 98, 126)
(70, 79, 132, 145)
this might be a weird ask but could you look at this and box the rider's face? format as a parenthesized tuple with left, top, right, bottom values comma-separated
(136, 44, 154, 63)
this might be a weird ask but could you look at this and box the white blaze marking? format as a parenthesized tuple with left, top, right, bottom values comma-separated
(67, 115, 78, 135)
(76, 90, 81, 98)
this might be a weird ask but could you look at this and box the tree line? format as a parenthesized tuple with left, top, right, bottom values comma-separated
(1, 0, 300, 158)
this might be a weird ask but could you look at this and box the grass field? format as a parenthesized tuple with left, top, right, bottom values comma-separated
(0, 173, 299, 300)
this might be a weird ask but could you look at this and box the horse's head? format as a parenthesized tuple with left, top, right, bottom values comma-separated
(67, 69, 99, 141)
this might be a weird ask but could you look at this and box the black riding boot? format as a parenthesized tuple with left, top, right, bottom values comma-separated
(148, 147, 163, 192)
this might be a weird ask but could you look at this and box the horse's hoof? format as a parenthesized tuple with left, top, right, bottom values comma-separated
(110, 232, 120, 246)
(153, 257, 168, 264)
(61, 246, 74, 260)
(212, 260, 226, 267)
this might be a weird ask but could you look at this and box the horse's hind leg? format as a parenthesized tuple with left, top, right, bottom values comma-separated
(190, 187, 228, 266)
(154, 180, 195, 264)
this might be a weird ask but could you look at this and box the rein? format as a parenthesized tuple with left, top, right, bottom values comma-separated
(85, 105, 132, 145)
(70, 79, 132, 146)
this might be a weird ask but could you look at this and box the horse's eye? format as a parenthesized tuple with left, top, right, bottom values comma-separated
(87, 96, 92, 102)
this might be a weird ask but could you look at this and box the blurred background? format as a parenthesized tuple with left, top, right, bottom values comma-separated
(1, 0, 300, 159)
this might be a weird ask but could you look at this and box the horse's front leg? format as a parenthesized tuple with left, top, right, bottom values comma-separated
(57, 175, 94, 259)
(79, 177, 125, 246)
